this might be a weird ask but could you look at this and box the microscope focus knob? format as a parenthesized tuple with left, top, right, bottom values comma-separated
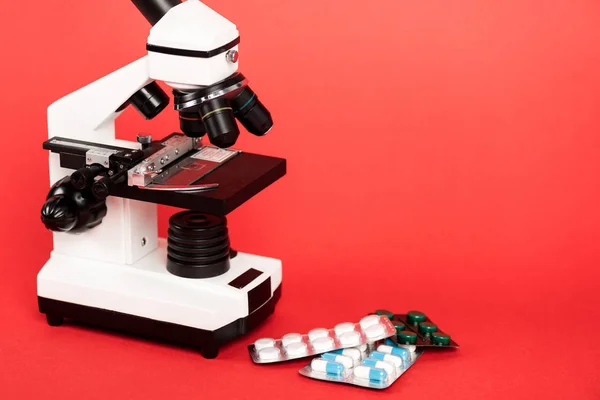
(41, 195, 78, 232)
(41, 177, 108, 233)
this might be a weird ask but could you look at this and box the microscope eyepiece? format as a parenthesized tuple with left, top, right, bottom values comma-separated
(231, 86, 273, 136)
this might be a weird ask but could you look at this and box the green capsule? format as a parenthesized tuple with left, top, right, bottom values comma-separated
(397, 330, 418, 344)
(406, 310, 426, 325)
(375, 309, 394, 320)
(431, 332, 451, 345)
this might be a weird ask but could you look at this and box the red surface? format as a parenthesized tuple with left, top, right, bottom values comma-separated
(1, 0, 600, 398)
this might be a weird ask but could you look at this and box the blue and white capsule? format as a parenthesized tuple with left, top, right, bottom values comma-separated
(362, 358, 395, 376)
(311, 359, 345, 377)
(377, 345, 410, 364)
(332, 348, 362, 365)
(384, 339, 417, 361)
(322, 353, 354, 369)
(353, 365, 388, 383)
(370, 351, 403, 369)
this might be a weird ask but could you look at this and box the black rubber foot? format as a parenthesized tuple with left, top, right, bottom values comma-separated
(200, 344, 219, 359)
(46, 314, 64, 326)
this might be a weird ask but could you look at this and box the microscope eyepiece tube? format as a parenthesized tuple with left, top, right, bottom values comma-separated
(131, 0, 181, 25)
(129, 82, 170, 120)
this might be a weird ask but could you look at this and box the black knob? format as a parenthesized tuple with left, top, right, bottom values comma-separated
(41, 195, 77, 232)
(41, 176, 108, 233)
(70, 165, 105, 190)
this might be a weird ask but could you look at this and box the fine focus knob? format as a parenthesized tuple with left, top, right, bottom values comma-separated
(41, 195, 77, 232)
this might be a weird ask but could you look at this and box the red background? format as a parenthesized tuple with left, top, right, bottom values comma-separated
(1, 0, 599, 398)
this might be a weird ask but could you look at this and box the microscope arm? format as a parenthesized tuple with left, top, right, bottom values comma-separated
(47, 57, 156, 145)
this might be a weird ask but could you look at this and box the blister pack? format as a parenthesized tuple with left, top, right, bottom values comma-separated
(248, 315, 396, 364)
(374, 309, 459, 348)
(299, 344, 423, 390)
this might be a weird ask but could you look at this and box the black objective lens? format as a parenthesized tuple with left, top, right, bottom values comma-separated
(199, 97, 240, 148)
(179, 110, 206, 137)
(231, 86, 273, 136)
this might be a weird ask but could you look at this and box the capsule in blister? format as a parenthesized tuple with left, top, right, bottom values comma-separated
(332, 348, 362, 365)
(322, 352, 354, 369)
(362, 358, 395, 376)
(377, 345, 410, 365)
(353, 365, 387, 383)
(369, 351, 403, 368)
(311, 359, 345, 377)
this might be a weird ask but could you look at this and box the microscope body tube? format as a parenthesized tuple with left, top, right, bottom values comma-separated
(131, 0, 182, 25)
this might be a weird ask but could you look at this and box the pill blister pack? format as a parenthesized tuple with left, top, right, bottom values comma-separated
(299, 344, 423, 390)
(374, 309, 459, 348)
(248, 315, 396, 364)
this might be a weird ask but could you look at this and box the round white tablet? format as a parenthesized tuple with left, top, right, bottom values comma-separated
(254, 338, 276, 351)
(339, 331, 361, 346)
(285, 342, 308, 356)
(311, 336, 335, 352)
(365, 323, 385, 339)
(282, 333, 303, 347)
(308, 328, 329, 342)
(359, 315, 380, 330)
(334, 322, 355, 337)
(258, 346, 281, 360)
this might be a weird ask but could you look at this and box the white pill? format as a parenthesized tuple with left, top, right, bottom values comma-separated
(363, 358, 395, 375)
(359, 315, 381, 330)
(365, 323, 385, 339)
(282, 333, 303, 347)
(339, 331, 361, 346)
(353, 365, 388, 382)
(312, 336, 335, 352)
(334, 322, 355, 336)
(308, 328, 329, 342)
(357, 344, 368, 353)
(258, 346, 281, 360)
(254, 338, 276, 350)
(285, 341, 308, 356)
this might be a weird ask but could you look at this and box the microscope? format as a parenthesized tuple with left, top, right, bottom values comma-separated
(37, 0, 285, 358)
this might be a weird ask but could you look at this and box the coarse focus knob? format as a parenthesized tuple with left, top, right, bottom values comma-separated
(41, 195, 77, 232)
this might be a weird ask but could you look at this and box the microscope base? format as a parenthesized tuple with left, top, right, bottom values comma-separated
(37, 242, 282, 358)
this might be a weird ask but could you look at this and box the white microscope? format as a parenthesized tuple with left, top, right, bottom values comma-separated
(37, 0, 285, 358)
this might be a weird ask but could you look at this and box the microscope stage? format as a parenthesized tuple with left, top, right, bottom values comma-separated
(37, 240, 282, 358)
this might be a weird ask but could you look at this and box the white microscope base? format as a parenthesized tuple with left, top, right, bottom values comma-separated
(37, 240, 282, 358)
